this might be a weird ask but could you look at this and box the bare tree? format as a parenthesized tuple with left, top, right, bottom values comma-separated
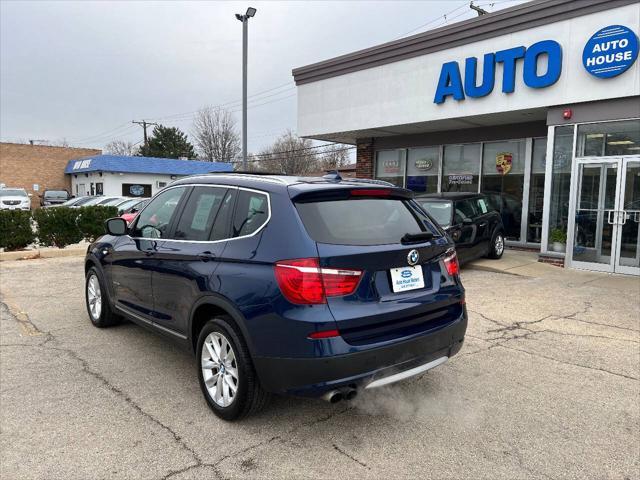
(104, 140, 139, 156)
(257, 130, 319, 175)
(319, 143, 351, 170)
(192, 107, 240, 162)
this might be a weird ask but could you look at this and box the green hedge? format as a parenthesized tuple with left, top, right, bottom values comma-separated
(33, 207, 84, 248)
(2, 206, 120, 250)
(0, 210, 35, 251)
(77, 206, 118, 242)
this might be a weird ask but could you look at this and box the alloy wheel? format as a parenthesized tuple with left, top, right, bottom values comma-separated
(495, 234, 504, 256)
(87, 274, 102, 320)
(201, 332, 239, 407)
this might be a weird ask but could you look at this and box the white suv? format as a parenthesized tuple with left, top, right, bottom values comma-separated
(0, 188, 31, 210)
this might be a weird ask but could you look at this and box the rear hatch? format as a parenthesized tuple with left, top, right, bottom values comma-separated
(292, 185, 464, 346)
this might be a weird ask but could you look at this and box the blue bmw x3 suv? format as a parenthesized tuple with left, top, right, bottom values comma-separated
(84, 173, 467, 420)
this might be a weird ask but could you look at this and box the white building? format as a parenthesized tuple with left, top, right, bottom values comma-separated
(65, 154, 233, 198)
(293, 0, 640, 275)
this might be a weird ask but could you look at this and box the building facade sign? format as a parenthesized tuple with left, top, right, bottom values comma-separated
(434, 40, 563, 104)
(582, 25, 639, 78)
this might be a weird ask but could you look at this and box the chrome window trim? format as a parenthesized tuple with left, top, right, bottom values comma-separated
(129, 183, 272, 244)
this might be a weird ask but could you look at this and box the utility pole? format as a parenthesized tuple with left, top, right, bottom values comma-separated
(470, 1, 488, 16)
(235, 7, 257, 171)
(132, 120, 158, 148)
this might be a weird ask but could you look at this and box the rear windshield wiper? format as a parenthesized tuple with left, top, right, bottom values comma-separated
(401, 232, 435, 244)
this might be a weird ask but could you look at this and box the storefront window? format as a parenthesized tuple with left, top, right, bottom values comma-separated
(375, 150, 405, 187)
(576, 119, 640, 157)
(442, 144, 480, 193)
(481, 140, 525, 241)
(547, 126, 574, 250)
(406, 147, 439, 193)
(527, 138, 547, 243)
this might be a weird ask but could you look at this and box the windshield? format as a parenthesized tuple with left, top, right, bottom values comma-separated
(0, 189, 27, 197)
(118, 199, 142, 211)
(296, 198, 438, 246)
(418, 200, 453, 227)
(44, 191, 68, 199)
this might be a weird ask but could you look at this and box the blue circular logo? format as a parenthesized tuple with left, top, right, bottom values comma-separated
(583, 25, 638, 78)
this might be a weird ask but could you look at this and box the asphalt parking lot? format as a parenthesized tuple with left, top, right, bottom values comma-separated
(1, 253, 638, 480)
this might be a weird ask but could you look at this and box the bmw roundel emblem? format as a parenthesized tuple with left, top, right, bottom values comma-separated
(407, 249, 419, 266)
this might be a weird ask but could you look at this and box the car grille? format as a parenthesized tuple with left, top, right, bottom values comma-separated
(2, 200, 21, 206)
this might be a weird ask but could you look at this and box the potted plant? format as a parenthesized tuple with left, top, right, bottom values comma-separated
(549, 228, 567, 253)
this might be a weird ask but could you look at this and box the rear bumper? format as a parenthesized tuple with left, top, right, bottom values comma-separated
(253, 311, 467, 397)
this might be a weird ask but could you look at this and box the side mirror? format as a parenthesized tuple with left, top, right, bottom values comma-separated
(462, 217, 473, 225)
(105, 217, 128, 236)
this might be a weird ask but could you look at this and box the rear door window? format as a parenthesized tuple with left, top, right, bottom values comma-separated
(210, 190, 236, 241)
(296, 198, 437, 245)
(173, 187, 227, 241)
(232, 190, 269, 238)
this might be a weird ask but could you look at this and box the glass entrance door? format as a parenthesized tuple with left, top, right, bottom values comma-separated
(568, 157, 640, 275)
(616, 159, 640, 275)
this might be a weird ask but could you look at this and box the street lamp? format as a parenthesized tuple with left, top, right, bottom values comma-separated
(235, 7, 257, 171)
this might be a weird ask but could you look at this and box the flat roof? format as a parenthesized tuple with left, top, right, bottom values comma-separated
(65, 155, 233, 176)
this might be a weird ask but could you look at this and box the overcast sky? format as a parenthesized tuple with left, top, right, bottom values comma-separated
(1, 0, 524, 155)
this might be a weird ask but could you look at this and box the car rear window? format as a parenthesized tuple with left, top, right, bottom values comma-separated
(296, 198, 436, 246)
(44, 191, 67, 199)
(419, 200, 453, 227)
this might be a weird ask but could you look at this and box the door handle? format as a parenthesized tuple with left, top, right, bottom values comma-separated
(198, 251, 216, 262)
(618, 211, 628, 225)
(607, 210, 615, 225)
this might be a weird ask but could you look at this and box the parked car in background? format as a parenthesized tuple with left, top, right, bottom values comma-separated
(85, 174, 467, 420)
(0, 188, 31, 210)
(40, 190, 70, 207)
(416, 193, 505, 264)
(47, 196, 89, 208)
(76, 196, 121, 208)
(120, 198, 149, 223)
(483, 192, 522, 242)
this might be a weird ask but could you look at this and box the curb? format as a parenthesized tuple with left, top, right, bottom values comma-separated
(0, 247, 86, 262)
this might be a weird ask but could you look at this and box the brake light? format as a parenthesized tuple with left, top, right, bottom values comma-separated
(274, 258, 362, 305)
(308, 329, 340, 339)
(350, 189, 391, 197)
(443, 251, 460, 277)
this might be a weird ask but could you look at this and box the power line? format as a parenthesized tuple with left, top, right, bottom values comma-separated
(132, 120, 158, 148)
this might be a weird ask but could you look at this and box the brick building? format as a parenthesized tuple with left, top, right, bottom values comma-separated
(0, 143, 101, 207)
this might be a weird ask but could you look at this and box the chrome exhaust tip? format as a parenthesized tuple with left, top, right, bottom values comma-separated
(343, 389, 357, 401)
(322, 390, 343, 403)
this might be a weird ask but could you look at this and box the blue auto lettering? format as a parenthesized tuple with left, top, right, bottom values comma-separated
(523, 40, 562, 88)
(464, 53, 495, 98)
(495, 46, 526, 93)
(434, 61, 465, 104)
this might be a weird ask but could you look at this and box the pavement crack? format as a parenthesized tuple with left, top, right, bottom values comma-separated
(467, 309, 510, 328)
(332, 443, 370, 470)
(2, 300, 203, 476)
(496, 344, 638, 381)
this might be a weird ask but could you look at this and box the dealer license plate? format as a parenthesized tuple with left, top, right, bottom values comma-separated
(390, 265, 425, 293)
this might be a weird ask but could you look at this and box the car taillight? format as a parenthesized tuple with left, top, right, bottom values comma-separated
(274, 258, 362, 305)
(443, 251, 460, 277)
(308, 329, 340, 339)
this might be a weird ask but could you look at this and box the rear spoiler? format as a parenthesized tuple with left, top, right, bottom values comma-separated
(291, 185, 415, 203)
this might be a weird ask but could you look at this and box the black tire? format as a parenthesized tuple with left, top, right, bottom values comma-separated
(487, 230, 505, 259)
(85, 267, 120, 328)
(197, 316, 269, 421)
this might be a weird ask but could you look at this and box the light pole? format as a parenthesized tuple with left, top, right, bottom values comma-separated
(235, 7, 257, 171)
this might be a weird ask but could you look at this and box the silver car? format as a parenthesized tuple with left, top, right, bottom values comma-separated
(0, 188, 31, 211)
